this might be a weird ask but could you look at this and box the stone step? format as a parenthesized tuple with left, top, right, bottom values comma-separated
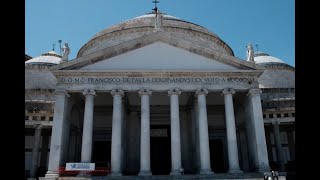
(58, 173, 267, 180)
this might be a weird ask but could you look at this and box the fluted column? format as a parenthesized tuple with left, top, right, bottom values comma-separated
(110, 89, 124, 176)
(80, 89, 96, 163)
(272, 120, 285, 172)
(30, 124, 43, 178)
(168, 88, 182, 175)
(195, 89, 213, 174)
(247, 89, 270, 172)
(222, 88, 242, 173)
(45, 90, 69, 178)
(138, 89, 152, 176)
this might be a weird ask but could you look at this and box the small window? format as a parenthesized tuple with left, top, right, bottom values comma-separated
(25, 116, 29, 120)
(41, 116, 46, 121)
(292, 113, 295, 117)
(284, 113, 289, 117)
(49, 117, 53, 121)
(277, 114, 281, 118)
(269, 114, 274, 118)
(263, 114, 266, 118)
(32, 116, 37, 120)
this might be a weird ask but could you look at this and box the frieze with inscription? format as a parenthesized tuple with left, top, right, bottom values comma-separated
(59, 77, 255, 85)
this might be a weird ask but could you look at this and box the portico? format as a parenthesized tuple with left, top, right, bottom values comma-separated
(43, 67, 270, 177)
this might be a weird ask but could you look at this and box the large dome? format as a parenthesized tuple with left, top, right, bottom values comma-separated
(77, 11, 234, 58)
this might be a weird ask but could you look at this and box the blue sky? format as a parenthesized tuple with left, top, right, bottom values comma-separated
(25, 0, 295, 67)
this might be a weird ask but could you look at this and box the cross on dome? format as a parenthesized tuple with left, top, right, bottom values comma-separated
(152, 0, 160, 13)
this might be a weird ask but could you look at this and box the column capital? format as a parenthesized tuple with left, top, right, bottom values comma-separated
(54, 89, 70, 97)
(195, 88, 208, 96)
(139, 89, 152, 96)
(247, 89, 262, 96)
(111, 89, 124, 97)
(222, 88, 235, 95)
(168, 88, 181, 96)
(32, 124, 43, 129)
(82, 89, 96, 96)
(271, 119, 280, 125)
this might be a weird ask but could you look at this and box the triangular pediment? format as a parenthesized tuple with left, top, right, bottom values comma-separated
(80, 42, 237, 70)
(51, 31, 260, 71)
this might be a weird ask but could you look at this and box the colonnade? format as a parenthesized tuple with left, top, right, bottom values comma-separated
(43, 88, 269, 178)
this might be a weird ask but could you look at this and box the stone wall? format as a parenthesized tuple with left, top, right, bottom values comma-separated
(258, 69, 295, 89)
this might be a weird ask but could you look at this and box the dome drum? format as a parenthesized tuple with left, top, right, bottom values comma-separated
(77, 13, 234, 58)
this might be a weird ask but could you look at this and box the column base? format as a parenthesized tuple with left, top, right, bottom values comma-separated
(138, 170, 152, 176)
(228, 168, 243, 174)
(279, 172, 287, 176)
(76, 173, 91, 177)
(109, 172, 122, 176)
(199, 169, 214, 174)
(170, 169, 182, 175)
(42, 171, 59, 179)
(39, 177, 57, 180)
(256, 165, 270, 173)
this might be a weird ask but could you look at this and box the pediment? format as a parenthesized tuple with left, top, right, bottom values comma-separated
(80, 42, 237, 70)
(51, 31, 260, 71)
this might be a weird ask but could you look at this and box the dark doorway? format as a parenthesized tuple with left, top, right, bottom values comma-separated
(150, 125, 171, 175)
(92, 141, 111, 167)
(209, 139, 226, 173)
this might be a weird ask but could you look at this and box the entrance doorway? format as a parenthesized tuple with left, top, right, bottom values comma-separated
(209, 139, 226, 173)
(150, 125, 171, 175)
(92, 141, 111, 167)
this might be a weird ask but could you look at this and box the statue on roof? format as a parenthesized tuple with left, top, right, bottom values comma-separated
(246, 43, 254, 62)
(61, 43, 70, 62)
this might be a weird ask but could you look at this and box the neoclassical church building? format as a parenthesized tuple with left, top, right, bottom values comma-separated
(25, 9, 295, 180)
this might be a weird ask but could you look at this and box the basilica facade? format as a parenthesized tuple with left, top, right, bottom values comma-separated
(25, 10, 295, 180)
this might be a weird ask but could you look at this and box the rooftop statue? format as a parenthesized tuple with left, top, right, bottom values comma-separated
(61, 43, 70, 62)
(246, 43, 254, 62)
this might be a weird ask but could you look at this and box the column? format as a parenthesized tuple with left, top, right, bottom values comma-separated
(287, 130, 295, 161)
(264, 126, 273, 164)
(121, 98, 126, 172)
(193, 97, 200, 172)
(110, 89, 124, 176)
(239, 129, 249, 171)
(40, 133, 49, 170)
(168, 89, 182, 175)
(80, 89, 96, 163)
(247, 89, 270, 172)
(222, 88, 243, 173)
(138, 89, 152, 176)
(45, 90, 69, 178)
(272, 120, 285, 172)
(195, 89, 213, 174)
(30, 124, 43, 178)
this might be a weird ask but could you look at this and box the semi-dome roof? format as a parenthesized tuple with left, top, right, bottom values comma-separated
(77, 11, 234, 58)
(25, 51, 62, 65)
(254, 51, 295, 89)
(254, 51, 285, 64)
